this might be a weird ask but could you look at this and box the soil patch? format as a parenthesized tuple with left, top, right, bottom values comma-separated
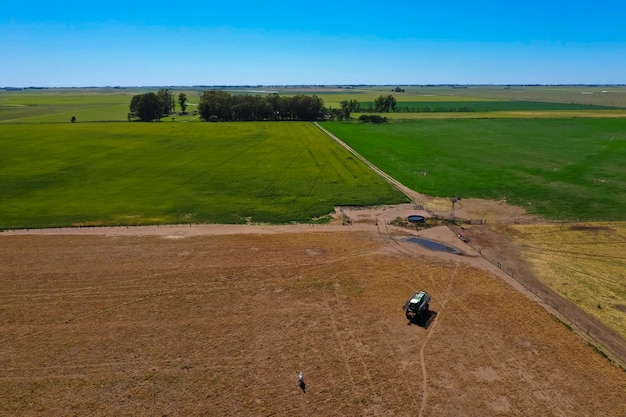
(2, 229, 626, 416)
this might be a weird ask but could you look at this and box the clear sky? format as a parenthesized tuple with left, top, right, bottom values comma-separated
(2, 1, 625, 87)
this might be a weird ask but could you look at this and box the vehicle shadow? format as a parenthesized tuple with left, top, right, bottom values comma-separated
(407, 310, 437, 329)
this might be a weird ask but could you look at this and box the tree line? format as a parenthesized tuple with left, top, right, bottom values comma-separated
(197, 91, 324, 121)
(129, 90, 396, 122)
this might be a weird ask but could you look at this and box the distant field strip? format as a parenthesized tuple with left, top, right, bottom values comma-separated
(378, 110, 626, 120)
(322, 118, 626, 221)
(0, 122, 407, 228)
(0, 91, 135, 122)
(379, 100, 619, 112)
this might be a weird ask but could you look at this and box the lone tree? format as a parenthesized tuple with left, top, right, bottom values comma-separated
(129, 92, 164, 122)
(178, 93, 188, 114)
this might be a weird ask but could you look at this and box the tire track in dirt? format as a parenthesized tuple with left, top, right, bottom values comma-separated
(417, 262, 458, 417)
(446, 275, 570, 417)
(328, 277, 387, 406)
(323, 298, 357, 389)
(373, 320, 422, 411)
(364, 217, 423, 409)
(316, 270, 384, 410)
(0, 273, 178, 345)
(374, 213, 455, 415)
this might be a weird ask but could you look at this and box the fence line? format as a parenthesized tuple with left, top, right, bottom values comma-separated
(457, 229, 626, 368)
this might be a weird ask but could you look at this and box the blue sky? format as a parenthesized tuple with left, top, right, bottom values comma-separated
(2, 1, 625, 87)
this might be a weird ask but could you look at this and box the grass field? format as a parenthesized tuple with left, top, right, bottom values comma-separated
(0, 122, 407, 229)
(321, 119, 626, 221)
(503, 222, 626, 341)
(272, 85, 626, 110)
(389, 100, 619, 112)
(2, 87, 625, 227)
(407, 85, 626, 108)
(5, 86, 626, 124)
(0, 89, 135, 122)
(0, 88, 204, 123)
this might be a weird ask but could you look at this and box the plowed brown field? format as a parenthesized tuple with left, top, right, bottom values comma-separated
(2, 226, 625, 416)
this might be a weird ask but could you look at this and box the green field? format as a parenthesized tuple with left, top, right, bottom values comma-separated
(322, 119, 626, 221)
(0, 122, 407, 228)
(4, 86, 626, 124)
(0, 89, 134, 122)
(388, 100, 617, 112)
(0, 88, 203, 123)
(2, 86, 626, 227)
(272, 85, 626, 110)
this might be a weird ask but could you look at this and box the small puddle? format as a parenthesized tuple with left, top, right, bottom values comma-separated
(407, 237, 460, 254)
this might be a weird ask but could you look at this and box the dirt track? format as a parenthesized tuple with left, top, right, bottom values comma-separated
(2, 218, 626, 416)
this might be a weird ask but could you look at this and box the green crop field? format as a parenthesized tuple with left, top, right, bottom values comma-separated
(273, 87, 626, 119)
(0, 88, 204, 123)
(411, 85, 626, 108)
(321, 119, 626, 221)
(4, 86, 626, 123)
(3, 86, 626, 227)
(0, 89, 133, 122)
(388, 100, 617, 112)
(0, 122, 407, 229)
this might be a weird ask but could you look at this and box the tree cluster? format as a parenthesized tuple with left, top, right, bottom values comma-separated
(129, 89, 174, 122)
(358, 114, 388, 124)
(336, 95, 396, 114)
(197, 91, 325, 121)
(331, 99, 361, 120)
(373, 95, 397, 112)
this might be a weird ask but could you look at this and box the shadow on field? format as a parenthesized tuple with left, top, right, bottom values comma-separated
(408, 310, 437, 329)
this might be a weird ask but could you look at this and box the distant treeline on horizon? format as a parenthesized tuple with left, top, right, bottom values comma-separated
(3, 84, 626, 90)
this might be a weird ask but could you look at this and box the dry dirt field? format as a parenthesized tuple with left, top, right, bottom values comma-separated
(500, 222, 626, 340)
(2, 216, 626, 416)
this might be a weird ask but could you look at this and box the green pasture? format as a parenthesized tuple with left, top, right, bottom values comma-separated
(388, 100, 617, 112)
(313, 92, 496, 110)
(367, 110, 626, 120)
(407, 85, 626, 109)
(0, 88, 204, 123)
(297, 88, 621, 112)
(0, 122, 407, 229)
(4, 87, 625, 123)
(273, 85, 626, 110)
(0, 89, 132, 122)
(322, 119, 626, 221)
(2, 87, 625, 227)
(363, 85, 626, 108)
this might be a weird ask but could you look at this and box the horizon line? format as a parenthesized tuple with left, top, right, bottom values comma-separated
(3, 83, 626, 90)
